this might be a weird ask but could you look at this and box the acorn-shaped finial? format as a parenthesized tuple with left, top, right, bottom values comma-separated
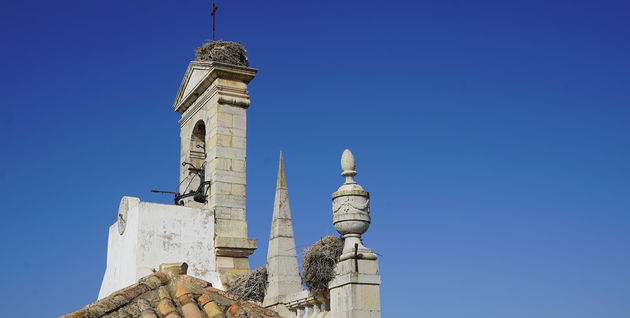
(341, 149, 357, 184)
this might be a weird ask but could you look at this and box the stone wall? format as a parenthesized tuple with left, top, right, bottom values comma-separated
(99, 197, 218, 298)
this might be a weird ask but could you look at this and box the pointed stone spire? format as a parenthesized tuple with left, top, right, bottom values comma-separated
(275, 152, 288, 202)
(264, 152, 302, 314)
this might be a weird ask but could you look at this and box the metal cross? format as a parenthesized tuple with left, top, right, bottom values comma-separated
(211, 1, 218, 41)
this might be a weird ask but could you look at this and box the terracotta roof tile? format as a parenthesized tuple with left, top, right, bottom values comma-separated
(118, 309, 132, 318)
(175, 282, 187, 298)
(62, 270, 280, 318)
(136, 299, 157, 318)
(158, 286, 179, 317)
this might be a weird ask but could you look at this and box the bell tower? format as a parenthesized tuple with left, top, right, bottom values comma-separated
(172, 42, 258, 287)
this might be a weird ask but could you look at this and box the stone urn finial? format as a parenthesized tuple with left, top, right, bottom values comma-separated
(332, 149, 377, 261)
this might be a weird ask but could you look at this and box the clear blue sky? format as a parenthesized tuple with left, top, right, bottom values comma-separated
(1, 0, 628, 317)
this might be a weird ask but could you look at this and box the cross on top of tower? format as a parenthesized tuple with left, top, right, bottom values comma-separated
(211, 1, 218, 41)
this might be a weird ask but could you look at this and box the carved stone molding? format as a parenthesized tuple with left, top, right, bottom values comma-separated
(173, 61, 257, 116)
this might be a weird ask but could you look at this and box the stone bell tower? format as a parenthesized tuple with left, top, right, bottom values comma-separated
(98, 43, 259, 299)
(172, 43, 258, 286)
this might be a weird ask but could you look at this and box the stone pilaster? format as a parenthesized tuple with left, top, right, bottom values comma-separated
(173, 61, 258, 289)
(263, 152, 302, 316)
(329, 258, 381, 318)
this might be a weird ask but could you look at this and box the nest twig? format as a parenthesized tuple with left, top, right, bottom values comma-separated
(227, 266, 268, 302)
(195, 41, 249, 66)
(302, 236, 344, 296)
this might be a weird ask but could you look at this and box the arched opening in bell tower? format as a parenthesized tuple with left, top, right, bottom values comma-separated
(178, 120, 209, 206)
(190, 120, 206, 168)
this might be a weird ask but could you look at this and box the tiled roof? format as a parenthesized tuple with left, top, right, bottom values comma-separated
(62, 264, 280, 318)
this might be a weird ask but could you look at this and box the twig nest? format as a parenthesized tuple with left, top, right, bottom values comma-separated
(302, 236, 344, 295)
(195, 41, 249, 66)
(227, 266, 267, 302)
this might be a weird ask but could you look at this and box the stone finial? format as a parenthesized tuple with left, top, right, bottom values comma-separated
(332, 150, 377, 261)
(341, 149, 357, 184)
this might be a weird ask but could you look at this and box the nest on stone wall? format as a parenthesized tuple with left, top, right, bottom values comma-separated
(195, 41, 249, 66)
(227, 265, 268, 302)
(302, 236, 344, 296)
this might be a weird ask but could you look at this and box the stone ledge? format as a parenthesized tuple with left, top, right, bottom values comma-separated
(283, 290, 311, 305)
(328, 273, 381, 289)
(216, 236, 257, 248)
(216, 247, 256, 257)
(215, 236, 257, 257)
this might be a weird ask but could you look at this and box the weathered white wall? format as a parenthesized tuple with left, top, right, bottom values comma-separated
(98, 197, 218, 298)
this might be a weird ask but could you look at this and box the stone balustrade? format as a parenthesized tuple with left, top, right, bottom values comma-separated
(285, 290, 331, 318)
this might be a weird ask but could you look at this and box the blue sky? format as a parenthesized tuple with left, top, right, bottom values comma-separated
(1, 0, 629, 316)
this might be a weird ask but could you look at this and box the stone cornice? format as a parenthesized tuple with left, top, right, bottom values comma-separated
(177, 83, 251, 127)
(214, 236, 258, 257)
(172, 61, 257, 115)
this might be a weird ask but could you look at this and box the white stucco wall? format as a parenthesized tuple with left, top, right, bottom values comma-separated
(98, 197, 218, 299)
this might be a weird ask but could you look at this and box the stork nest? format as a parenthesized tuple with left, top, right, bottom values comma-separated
(195, 41, 249, 66)
(227, 265, 268, 302)
(302, 236, 344, 296)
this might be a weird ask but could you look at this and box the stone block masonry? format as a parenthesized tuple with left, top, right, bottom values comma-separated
(172, 61, 259, 289)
